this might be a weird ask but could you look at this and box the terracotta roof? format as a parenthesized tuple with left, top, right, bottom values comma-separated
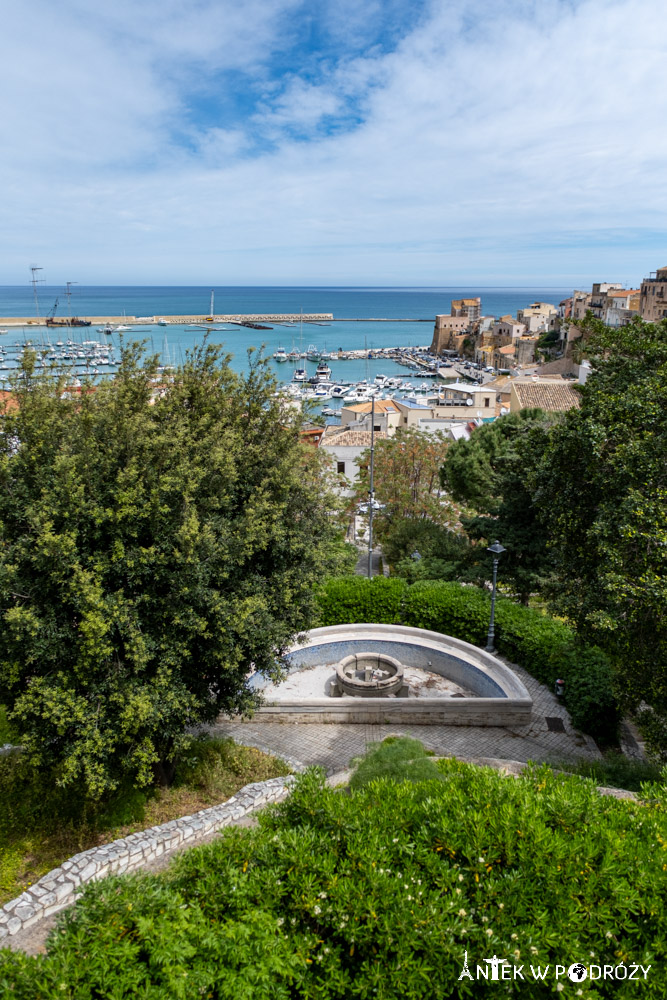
(511, 381, 581, 412)
(320, 427, 388, 448)
(0, 390, 19, 413)
(343, 400, 399, 414)
(607, 289, 640, 297)
(497, 344, 516, 355)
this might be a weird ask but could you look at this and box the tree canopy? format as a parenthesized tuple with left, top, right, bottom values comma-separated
(0, 343, 342, 793)
(533, 317, 667, 756)
(441, 408, 561, 603)
(354, 427, 457, 529)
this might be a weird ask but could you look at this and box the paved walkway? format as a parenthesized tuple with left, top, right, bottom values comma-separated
(211, 658, 601, 774)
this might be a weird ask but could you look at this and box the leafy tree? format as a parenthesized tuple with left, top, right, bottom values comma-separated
(533, 317, 667, 757)
(441, 409, 560, 603)
(355, 427, 458, 531)
(380, 517, 479, 584)
(0, 343, 342, 794)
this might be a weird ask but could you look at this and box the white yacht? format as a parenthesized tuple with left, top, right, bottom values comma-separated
(292, 368, 307, 382)
(273, 347, 288, 362)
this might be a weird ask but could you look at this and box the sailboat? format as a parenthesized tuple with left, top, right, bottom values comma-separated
(205, 289, 215, 322)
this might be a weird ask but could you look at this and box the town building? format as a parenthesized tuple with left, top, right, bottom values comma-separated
(430, 315, 469, 355)
(450, 297, 482, 322)
(319, 427, 388, 494)
(571, 291, 593, 321)
(640, 266, 667, 322)
(602, 289, 640, 327)
(339, 399, 402, 434)
(516, 302, 558, 333)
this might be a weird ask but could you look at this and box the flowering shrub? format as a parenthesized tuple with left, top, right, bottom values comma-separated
(1, 762, 665, 997)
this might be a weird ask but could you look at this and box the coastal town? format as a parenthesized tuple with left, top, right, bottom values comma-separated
(304, 265, 664, 494)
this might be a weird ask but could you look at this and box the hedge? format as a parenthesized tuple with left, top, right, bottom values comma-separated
(315, 576, 408, 627)
(316, 578, 620, 746)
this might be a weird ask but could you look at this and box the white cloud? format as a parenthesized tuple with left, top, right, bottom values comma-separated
(1, 0, 666, 284)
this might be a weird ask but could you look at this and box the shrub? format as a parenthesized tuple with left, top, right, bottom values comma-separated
(315, 576, 408, 626)
(1, 763, 665, 997)
(400, 579, 491, 644)
(553, 751, 664, 793)
(349, 736, 442, 789)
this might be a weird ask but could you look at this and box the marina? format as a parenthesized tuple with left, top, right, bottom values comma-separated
(0, 285, 570, 407)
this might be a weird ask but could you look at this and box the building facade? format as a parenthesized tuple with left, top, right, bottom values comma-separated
(640, 267, 667, 322)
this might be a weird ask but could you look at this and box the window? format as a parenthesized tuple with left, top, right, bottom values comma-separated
(484, 398, 490, 407)
(374, 425, 381, 431)
(404, 417, 408, 424)
(337, 461, 345, 474)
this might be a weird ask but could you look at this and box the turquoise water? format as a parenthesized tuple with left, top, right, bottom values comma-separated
(0, 285, 571, 415)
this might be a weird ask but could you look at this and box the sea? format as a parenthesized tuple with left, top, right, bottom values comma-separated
(0, 286, 573, 417)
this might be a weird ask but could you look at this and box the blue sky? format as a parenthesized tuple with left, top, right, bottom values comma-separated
(1, 0, 666, 285)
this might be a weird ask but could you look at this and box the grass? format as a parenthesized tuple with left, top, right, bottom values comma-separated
(552, 750, 664, 793)
(0, 737, 290, 905)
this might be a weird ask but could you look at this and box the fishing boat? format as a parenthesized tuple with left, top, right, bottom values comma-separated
(305, 344, 321, 362)
(273, 347, 288, 362)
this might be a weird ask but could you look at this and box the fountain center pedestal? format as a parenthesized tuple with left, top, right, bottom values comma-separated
(333, 651, 406, 698)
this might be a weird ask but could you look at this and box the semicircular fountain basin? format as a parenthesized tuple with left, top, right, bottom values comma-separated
(245, 623, 533, 727)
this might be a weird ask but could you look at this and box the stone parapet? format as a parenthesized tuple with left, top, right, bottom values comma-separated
(0, 775, 295, 944)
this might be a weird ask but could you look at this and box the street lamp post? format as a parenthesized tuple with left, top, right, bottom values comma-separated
(485, 540, 506, 653)
(367, 394, 376, 579)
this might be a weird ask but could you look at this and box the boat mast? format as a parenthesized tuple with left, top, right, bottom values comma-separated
(30, 266, 44, 319)
(210, 289, 214, 318)
(65, 281, 77, 322)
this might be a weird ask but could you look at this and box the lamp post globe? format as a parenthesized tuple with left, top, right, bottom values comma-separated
(485, 540, 506, 653)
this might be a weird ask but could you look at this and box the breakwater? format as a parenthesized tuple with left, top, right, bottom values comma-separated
(0, 314, 334, 328)
(0, 314, 434, 328)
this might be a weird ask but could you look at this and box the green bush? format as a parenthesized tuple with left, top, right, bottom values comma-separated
(401, 579, 491, 644)
(554, 751, 664, 793)
(315, 576, 408, 626)
(2, 763, 665, 997)
(555, 645, 621, 747)
(315, 578, 621, 746)
(349, 736, 442, 789)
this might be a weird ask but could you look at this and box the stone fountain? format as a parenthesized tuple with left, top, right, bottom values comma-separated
(332, 651, 407, 698)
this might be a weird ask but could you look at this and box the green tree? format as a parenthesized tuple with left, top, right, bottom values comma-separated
(0, 343, 341, 794)
(355, 427, 458, 529)
(440, 409, 560, 603)
(353, 428, 468, 578)
(533, 317, 667, 756)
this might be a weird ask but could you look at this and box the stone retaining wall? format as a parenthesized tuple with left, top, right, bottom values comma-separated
(0, 774, 295, 944)
(252, 698, 532, 725)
